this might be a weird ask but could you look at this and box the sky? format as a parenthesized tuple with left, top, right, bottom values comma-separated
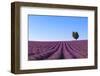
(28, 15, 88, 41)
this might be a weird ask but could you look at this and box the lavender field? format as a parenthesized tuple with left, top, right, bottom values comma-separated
(28, 40, 88, 60)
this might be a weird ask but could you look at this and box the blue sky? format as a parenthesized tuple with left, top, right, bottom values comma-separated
(28, 15, 88, 41)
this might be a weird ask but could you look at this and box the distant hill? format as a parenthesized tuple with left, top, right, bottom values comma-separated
(28, 40, 88, 60)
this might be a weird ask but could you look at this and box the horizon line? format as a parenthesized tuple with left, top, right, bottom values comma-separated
(28, 39, 88, 42)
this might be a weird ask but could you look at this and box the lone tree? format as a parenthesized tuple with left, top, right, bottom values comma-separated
(72, 32, 79, 40)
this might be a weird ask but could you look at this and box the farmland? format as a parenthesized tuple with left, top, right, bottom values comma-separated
(28, 40, 88, 60)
